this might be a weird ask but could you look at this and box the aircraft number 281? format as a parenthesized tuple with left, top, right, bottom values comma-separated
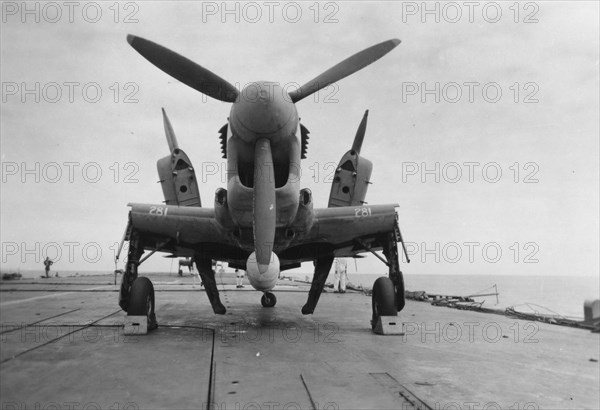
(149, 206, 169, 216)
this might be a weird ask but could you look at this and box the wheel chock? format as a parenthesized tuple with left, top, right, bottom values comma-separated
(373, 316, 405, 335)
(124, 315, 149, 335)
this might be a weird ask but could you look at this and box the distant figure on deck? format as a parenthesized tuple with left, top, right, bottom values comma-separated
(236, 269, 245, 288)
(43, 257, 53, 278)
(179, 258, 194, 276)
(333, 258, 348, 293)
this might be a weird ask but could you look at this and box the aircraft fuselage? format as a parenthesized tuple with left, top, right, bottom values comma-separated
(226, 82, 303, 289)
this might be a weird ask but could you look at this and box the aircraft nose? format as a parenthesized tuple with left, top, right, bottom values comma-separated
(229, 81, 298, 143)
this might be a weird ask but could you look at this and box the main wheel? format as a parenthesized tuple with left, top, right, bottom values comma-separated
(396, 271, 406, 311)
(128, 277, 158, 330)
(371, 277, 397, 330)
(261, 292, 277, 308)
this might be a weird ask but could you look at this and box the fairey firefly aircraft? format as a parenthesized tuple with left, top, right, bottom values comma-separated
(115, 35, 411, 332)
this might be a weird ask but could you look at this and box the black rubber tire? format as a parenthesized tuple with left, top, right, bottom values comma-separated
(261, 292, 277, 308)
(127, 277, 155, 317)
(396, 271, 406, 312)
(372, 277, 398, 329)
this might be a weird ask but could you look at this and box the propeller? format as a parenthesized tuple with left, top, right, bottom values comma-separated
(127, 35, 239, 103)
(288, 39, 401, 103)
(253, 138, 276, 274)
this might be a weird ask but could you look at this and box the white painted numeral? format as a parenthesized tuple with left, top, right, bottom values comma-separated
(354, 207, 372, 217)
(149, 206, 168, 216)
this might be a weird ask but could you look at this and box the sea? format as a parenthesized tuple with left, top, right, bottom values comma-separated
(290, 272, 599, 320)
(3, 269, 598, 320)
(351, 273, 599, 320)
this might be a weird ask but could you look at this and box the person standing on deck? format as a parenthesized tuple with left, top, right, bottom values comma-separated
(333, 258, 348, 293)
(236, 269, 245, 288)
(43, 257, 53, 278)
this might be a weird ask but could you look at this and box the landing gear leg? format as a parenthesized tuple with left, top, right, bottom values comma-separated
(195, 256, 226, 314)
(301, 253, 334, 315)
(119, 231, 144, 312)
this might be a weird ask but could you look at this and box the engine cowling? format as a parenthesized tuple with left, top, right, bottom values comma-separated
(246, 251, 280, 291)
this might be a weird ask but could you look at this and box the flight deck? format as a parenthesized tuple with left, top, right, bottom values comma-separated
(1, 273, 598, 410)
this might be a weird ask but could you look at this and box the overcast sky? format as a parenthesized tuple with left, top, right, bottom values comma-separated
(1, 1, 598, 280)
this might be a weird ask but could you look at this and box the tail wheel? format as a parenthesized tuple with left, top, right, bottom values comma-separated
(261, 292, 277, 308)
(128, 277, 158, 330)
(371, 277, 398, 329)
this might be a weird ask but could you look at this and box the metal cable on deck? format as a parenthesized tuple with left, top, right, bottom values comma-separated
(0, 308, 81, 335)
(0, 310, 121, 365)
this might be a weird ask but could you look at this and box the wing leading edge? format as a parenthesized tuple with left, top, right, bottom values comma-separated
(125, 202, 402, 270)
(126, 203, 248, 263)
(277, 204, 401, 267)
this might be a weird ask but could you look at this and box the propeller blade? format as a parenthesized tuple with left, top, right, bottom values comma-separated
(351, 109, 369, 154)
(127, 35, 239, 103)
(289, 39, 401, 103)
(161, 108, 179, 153)
(253, 138, 276, 274)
